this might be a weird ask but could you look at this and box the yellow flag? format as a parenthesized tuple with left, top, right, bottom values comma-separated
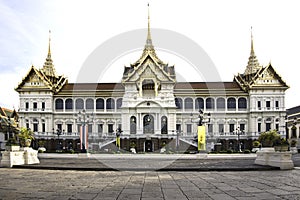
(197, 126, 206, 151)
(116, 136, 121, 148)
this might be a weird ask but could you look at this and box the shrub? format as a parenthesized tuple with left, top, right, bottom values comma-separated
(258, 130, 281, 147)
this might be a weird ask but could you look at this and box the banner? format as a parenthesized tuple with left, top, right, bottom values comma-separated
(197, 126, 206, 151)
(80, 125, 88, 150)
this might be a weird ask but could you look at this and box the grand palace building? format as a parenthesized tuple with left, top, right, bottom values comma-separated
(15, 11, 289, 153)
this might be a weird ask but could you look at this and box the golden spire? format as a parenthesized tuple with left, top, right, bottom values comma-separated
(244, 26, 260, 75)
(47, 30, 52, 58)
(145, 3, 153, 49)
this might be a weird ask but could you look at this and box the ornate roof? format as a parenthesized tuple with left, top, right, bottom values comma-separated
(122, 4, 176, 83)
(15, 32, 67, 93)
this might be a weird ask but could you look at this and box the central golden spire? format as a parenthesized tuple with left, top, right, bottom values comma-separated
(145, 3, 153, 49)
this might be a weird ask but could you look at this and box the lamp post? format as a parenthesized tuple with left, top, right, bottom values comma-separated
(236, 127, 243, 152)
(75, 110, 92, 153)
(53, 128, 64, 151)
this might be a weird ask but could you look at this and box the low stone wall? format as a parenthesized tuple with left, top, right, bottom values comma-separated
(255, 150, 294, 170)
(0, 147, 39, 168)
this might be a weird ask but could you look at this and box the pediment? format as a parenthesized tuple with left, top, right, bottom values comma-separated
(16, 66, 52, 90)
(251, 64, 288, 88)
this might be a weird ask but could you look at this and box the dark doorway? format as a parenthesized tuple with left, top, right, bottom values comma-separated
(145, 140, 153, 152)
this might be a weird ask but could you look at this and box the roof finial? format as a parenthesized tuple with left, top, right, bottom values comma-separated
(250, 26, 254, 54)
(145, 3, 153, 48)
(48, 30, 51, 57)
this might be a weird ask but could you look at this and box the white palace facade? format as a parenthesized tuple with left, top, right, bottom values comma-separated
(15, 15, 289, 153)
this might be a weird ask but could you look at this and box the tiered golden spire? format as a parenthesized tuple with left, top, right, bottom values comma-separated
(145, 3, 153, 49)
(42, 30, 56, 77)
(244, 27, 260, 75)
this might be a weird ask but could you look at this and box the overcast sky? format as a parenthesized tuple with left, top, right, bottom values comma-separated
(0, 0, 299, 109)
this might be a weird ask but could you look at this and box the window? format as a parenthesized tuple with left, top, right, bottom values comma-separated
(42, 102, 45, 111)
(75, 99, 84, 110)
(130, 116, 137, 134)
(25, 102, 29, 110)
(184, 98, 193, 110)
(208, 124, 213, 133)
(33, 118, 38, 132)
(175, 98, 183, 109)
(117, 98, 122, 109)
(276, 124, 279, 131)
(88, 124, 92, 133)
(275, 101, 279, 109)
(266, 101, 271, 109)
(57, 124, 62, 132)
(65, 99, 73, 110)
(77, 124, 81, 133)
(266, 123, 271, 131)
(195, 98, 204, 110)
(161, 116, 168, 134)
(86, 99, 94, 110)
(206, 98, 215, 109)
(176, 124, 182, 132)
(258, 101, 261, 109)
(96, 98, 104, 110)
(98, 124, 103, 133)
(33, 102, 38, 111)
(218, 124, 224, 133)
(216, 98, 225, 110)
(227, 98, 236, 109)
(238, 98, 247, 109)
(108, 124, 114, 134)
(67, 124, 72, 133)
(258, 123, 261, 133)
(239, 124, 245, 132)
(42, 120, 46, 132)
(229, 124, 235, 133)
(106, 98, 115, 110)
(26, 119, 29, 129)
(186, 124, 192, 135)
(55, 99, 63, 110)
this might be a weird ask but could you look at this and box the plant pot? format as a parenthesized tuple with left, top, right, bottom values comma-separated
(24, 139, 32, 147)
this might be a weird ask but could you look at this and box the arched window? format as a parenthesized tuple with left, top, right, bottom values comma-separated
(216, 98, 225, 110)
(55, 99, 63, 110)
(161, 116, 168, 134)
(96, 98, 104, 110)
(75, 99, 84, 110)
(130, 116, 136, 134)
(238, 98, 247, 109)
(117, 98, 122, 109)
(86, 98, 94, 110)
(195, 98, 204, 110)
(106, 98, 115, 110)
(184, 98, 193, 110)
(175, 98, 182, 109)
(65, 99, 73, 110)
(227, 98, 236, 109)
(206, 98, 215, 109)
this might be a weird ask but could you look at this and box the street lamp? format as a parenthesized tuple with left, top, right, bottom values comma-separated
(75, 110, 92, 153)
(53, 128, 64, 151)
(236, 127, 244, 152)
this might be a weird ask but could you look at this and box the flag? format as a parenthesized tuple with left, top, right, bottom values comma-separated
(198, 126, 206, 151)
(80, 125, 88, 150)
(116, 136, 120, 148)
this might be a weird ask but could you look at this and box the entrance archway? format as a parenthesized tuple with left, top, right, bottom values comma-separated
(145, 140, 153, 152)
(143, 114, 154, 134)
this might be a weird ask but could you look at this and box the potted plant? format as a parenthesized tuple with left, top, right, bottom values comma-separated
(252, 140, 260, 152)
(5, 136, 20, 151)
(18, 127, 35, 148)
(258, 130, 281, 148)
(274, 138, 289, 152)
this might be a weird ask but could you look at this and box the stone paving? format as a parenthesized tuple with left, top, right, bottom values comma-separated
(1, 168, 300, 200)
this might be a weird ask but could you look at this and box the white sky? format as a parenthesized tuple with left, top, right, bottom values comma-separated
(0, 0, 299, 109)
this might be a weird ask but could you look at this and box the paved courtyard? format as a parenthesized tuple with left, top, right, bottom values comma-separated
(1, 168, 300, 200)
